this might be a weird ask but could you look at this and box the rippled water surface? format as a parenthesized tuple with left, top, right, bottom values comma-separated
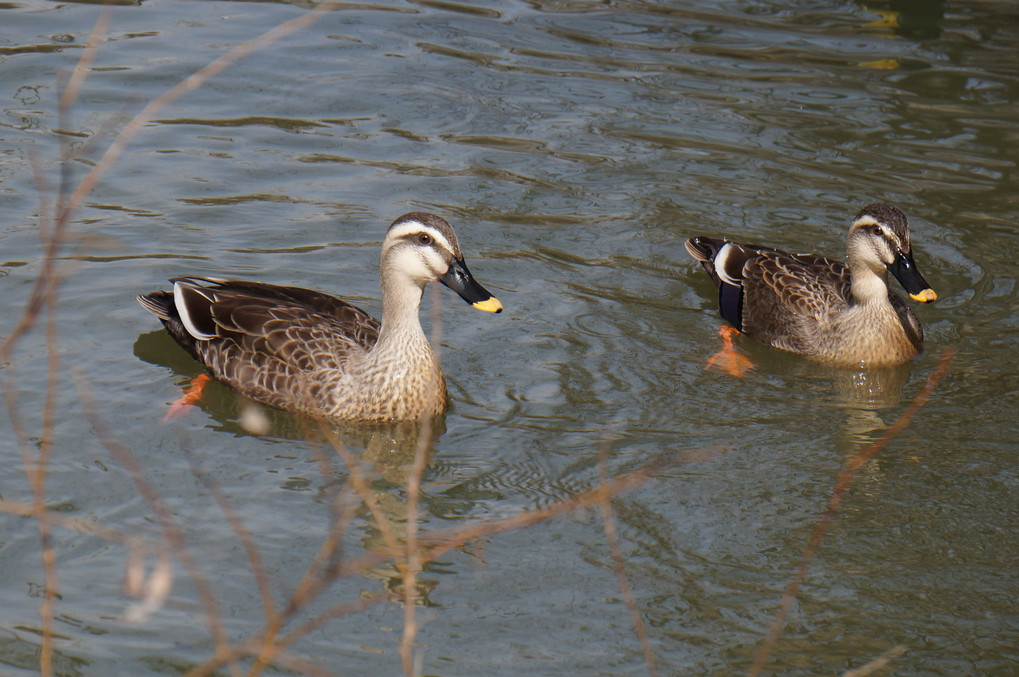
(2, 1, 1017, 675)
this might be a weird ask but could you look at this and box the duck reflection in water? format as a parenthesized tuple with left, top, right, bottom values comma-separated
(133, 326, 450, 606)
(860, 0, 945, 40)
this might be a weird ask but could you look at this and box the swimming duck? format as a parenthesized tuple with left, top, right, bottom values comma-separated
(138, 212, 503, 421)
(685, 203, 937, 369)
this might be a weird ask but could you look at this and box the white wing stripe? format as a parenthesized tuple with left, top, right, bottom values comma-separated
(386, 219, 455, 255)
(173, 281, 217, 341)
(715, 243, 741, 287)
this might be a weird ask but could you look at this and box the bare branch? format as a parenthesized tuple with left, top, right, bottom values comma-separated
(747, 350, 955, 677)
(59, 3, 340, 227)
(842, 645, 908, 677)
(74, 369, 243, 677)
(190, 460, 277, 622)
(401, 283, 443, 676)
(59, 3, 114, 115)
(597, 443, 659, 677)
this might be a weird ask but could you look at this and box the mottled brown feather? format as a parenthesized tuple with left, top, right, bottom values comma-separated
(137, 212, 501, 421)
(740, 250, 850, 353)
(140, 277, 383, 414)
(685, 203, 933, 368)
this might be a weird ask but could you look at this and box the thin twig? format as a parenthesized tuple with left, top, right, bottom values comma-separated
(186, 446, 686, 677)
(58, 2, 342, 229)
(4, 3, 380, 677)
(276, 594, 385, 655)
(842, 644, 908, 677)
(36, 155, 66, 677)
(246, 485, 361, 677)
(268, 452, 680, 628)
(321, 426, 404, 560)
(4, 2, 340, 362)
(401, 283, 443, 676)
(189, 459, 277, 622)
(59, 3, 114, 115)
(597, 443, 659, 677)
(3, 37, 115, 663)
(184, 581, 383, 677)
(418, 450, 690, 566)
(12, 26, 113, 667)
(0, 9, 112, 363)
(74, 369, 243, 677)
(400, 430, 428, 677)
(0, 499, 128, 544)
(747, 351, 954, 677)
(185, 638, 339, 677)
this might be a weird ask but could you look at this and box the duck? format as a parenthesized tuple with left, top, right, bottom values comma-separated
(138, 211, 503, 421)
(685, 203, 937, 369)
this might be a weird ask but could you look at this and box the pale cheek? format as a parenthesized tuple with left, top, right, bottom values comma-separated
(390, 247, 435, 281)
(419, 249, 451, 279)
(871, 243, 895, 267)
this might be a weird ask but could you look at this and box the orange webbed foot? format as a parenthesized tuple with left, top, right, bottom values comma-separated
(163, 374, 212, 421)
(704, 325, 754, 378)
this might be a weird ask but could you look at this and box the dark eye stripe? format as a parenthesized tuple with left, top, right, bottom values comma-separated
(401, 231, 432, 244)
(393, 225, 456, 258)
(400, 230, 453, 257)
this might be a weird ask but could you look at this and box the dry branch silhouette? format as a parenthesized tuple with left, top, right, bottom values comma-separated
(598, 442, 660, 677)
(2, 3, 947, 676)
(1, 5, 371, 672)
(747, 350, 955, 677)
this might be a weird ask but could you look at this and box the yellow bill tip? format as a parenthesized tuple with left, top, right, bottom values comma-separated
(472, 296, 503, 313)
(859, 58, 900, 70)
(865, 11, 901, 30)
(910, 289, 937, 303)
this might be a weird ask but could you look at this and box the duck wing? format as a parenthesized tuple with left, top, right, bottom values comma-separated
(888, 291, 924, 349)
(739, 250, 851, 354)
(138, 276, 380, 411)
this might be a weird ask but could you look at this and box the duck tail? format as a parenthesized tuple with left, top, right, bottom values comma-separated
(137, 290, 174, 321)
(684, 236, 725, 263)
(685, 237, 745, 330)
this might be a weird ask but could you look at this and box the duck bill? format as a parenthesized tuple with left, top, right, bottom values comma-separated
(440, 258, 503, 313)
(888, 250, 937, 303)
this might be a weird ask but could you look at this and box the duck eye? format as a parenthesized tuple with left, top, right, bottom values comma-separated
(417, 232, 432, 245)
(871, 225, 883, 236)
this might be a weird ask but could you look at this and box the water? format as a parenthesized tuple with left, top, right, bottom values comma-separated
(1, 1, 1016, 675)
